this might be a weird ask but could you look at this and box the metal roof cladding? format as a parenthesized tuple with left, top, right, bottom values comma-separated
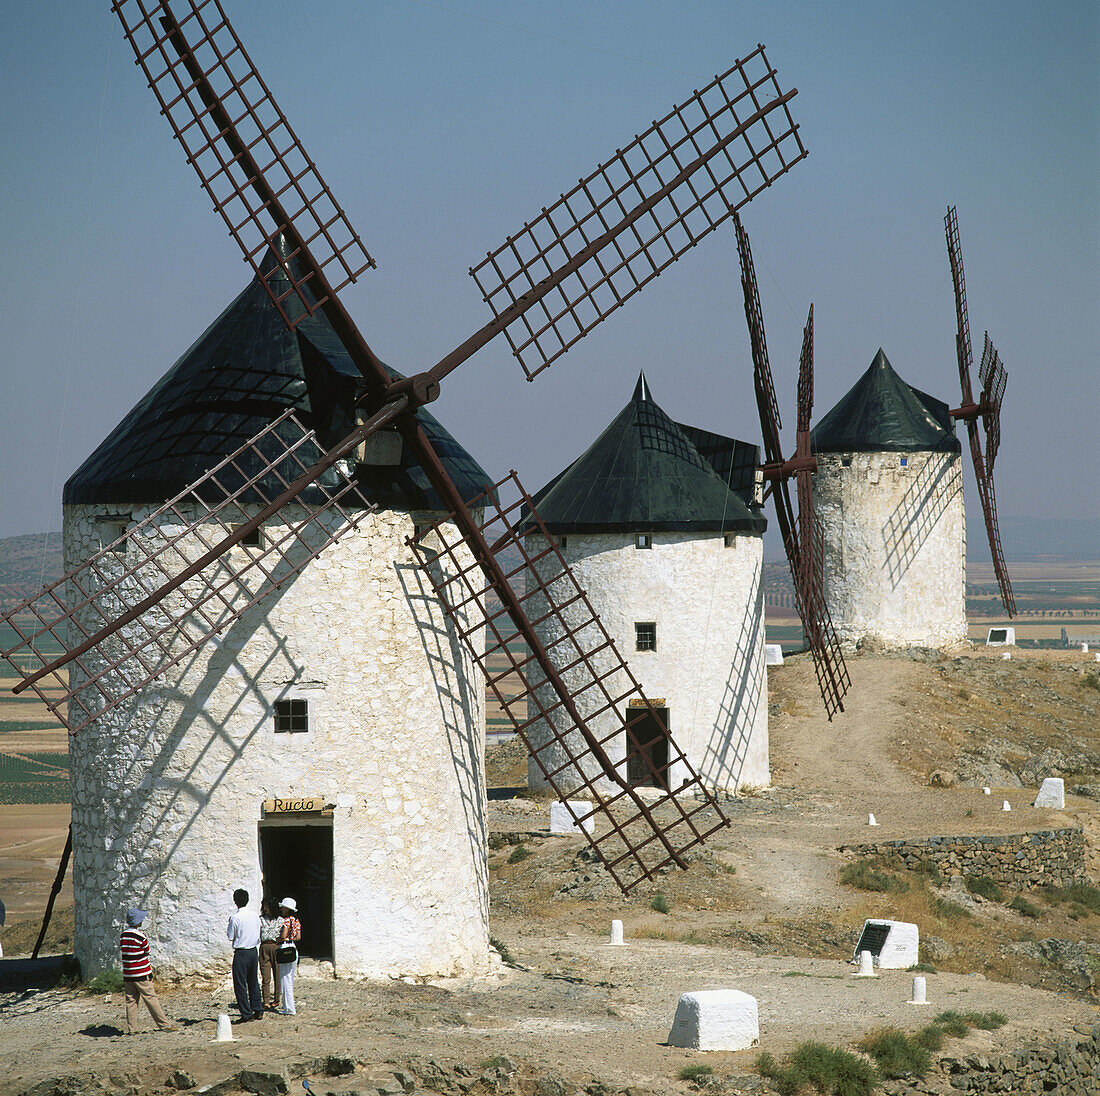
(528, 373, 766, 534)
(64, 240, 491, 512)
(811, 349, 961, 454)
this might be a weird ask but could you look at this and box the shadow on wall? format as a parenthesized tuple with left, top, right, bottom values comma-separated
(70, 524, 320, 964)
(699, 558, 765, 790)
(882, 456, 961, 590)
(396, 555, 489, 923)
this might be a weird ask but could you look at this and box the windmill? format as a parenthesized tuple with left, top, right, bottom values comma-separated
(733, 213, 850, 719)
(944, 206, 1015, 616)
(2, 2, 809, 965)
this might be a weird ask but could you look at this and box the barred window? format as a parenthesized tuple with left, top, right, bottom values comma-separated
(635, 622, 657, 651)
(274, 699, 309, 734)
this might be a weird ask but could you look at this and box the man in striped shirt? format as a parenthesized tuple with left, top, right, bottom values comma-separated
(120, 908, 177, 1033)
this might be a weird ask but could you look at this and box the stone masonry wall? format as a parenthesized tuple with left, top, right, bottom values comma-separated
(814, 450, 967, 650)
(524, 530, 768, 795)
(840, 829, 1086, 890)
(885, 1024, 1099, 1096)
(64, 502, 488, 981)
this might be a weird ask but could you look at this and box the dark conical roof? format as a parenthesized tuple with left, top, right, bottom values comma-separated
(811, 349, 960, 454)
(64, 246, 491, 511)
(529, 373, 766, 534)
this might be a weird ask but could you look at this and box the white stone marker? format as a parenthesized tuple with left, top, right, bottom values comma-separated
(982, 787, 991, 795)
(855, 950, 876, 977)
(853, 920, 919, 969)
(868, 813, 879, 826)
(765, 644, 784, 666)
(1002, 800, 1012, 812)
(1033, 778, 1065, 809)
(1082, 643, 1089, 653)
(609, 919, 625, 946)
(1001, 651, 1011, 660)
(215, 1013, 234, 1041)
(667, 989, 759, 1051)
(908, 976, 928, 1005)
(550, 800, 594, 835)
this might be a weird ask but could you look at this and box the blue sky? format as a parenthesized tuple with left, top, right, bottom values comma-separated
(2, 1, 1097, 552)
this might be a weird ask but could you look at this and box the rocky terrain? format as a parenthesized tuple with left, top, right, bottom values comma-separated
(1, 647, 1099, 1096)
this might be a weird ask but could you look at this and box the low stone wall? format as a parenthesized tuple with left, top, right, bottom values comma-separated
(885, 1024, 1099, 1095)
(839, 828, 1086, 890)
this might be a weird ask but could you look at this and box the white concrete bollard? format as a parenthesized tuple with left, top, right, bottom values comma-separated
(982, 787, 991, 795)
(667, 989, 759, 1051)
(908, 976, 928, 1004)
(1094, 652, 1100, 663)
(855, 950, 876, 977)
(1002, 800, 1012, 812)
(868, 813, 879, 826)
(1001, 651, 1011, 660)
(215, 1013, 234, 1041)
(1082, 643, 1089, 653)
(609, 919, 625, 946)
(1033, 778, 1065, 809)
(550, 800, 594, 835)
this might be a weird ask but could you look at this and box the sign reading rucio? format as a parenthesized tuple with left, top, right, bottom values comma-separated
(628, 698, 667, 708)
(263, 796, 328, 815)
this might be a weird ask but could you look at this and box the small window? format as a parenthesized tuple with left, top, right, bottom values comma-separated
(635, 622, 657, 651)
(413, 522, 431, 540)
(635, 533, 652, 550)
(899, 457, 908, 468)
(96, 514, 131, 555)
(841, 458, 852, 467)
(724, 533, 737, 548)
(559, 536, 568, 549)
(274, 699, 309, 734)
(241, 525, 263, 548)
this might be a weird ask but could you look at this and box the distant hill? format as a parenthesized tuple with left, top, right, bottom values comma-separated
(0, 533, 64, 616)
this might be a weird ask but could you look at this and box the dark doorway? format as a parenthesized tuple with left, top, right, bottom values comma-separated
(625, 706, 670, 787)
(259, 824, 333, 960)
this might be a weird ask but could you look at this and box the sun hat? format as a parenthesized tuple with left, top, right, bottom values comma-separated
(280, 897, 297, 912)
(126, 908, 147, 927)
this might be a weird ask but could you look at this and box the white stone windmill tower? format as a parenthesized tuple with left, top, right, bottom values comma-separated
(57, 243, 495, 979)
(810, 207, 1015, 650)
(523, 374, 770, 796)
(2, 2, 810, 973)
(810, 348, 967, 649)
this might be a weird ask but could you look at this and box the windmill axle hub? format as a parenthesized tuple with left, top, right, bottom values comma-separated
(949, 401, 984, 422)
(366, 373, 441, 412)
(760, 456, 817, 480)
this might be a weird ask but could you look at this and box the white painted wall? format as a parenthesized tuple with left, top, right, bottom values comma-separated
(524, 530, 768, 795)
(64, 502, 488, 980)
(813, 451, 967, 649)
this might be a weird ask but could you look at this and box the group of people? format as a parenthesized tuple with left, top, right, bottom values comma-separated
(227, 889, 302, 1019)
(118, 889, 303, 1034)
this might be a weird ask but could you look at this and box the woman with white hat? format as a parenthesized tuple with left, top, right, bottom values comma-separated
(275, 898, 301, 1015)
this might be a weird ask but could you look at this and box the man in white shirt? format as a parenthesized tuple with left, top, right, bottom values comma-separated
(227, 887, 263, 1021)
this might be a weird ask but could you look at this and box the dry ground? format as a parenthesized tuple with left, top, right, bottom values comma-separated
(1, 648, 1099, 1095)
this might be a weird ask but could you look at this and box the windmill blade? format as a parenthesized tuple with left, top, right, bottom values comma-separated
(0, 402, 416, 734)
(733, 220, 848, 718)
(408, 471, 730, 894)
(793, 472, 850, 719)
(978, 333, 1007, 470)
(944, 206, 975, 404)
(471, 47, 808, 381)
(112, 0, 375, 330)
(734, 213, 784, 463)
(945, 210, 1014, 615)
(970, 440, 1016, 616)
(796, 304, 814, 440)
